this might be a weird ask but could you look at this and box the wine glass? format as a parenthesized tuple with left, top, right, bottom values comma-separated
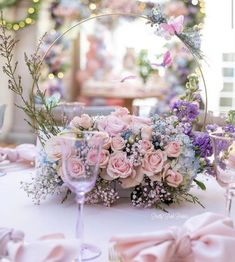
(0, 104, 6, 177)
(59, 131, 103, 261)
(58, 102, 85, 126)
(35, 101, 85, 128)
(210, 132, 235, 216)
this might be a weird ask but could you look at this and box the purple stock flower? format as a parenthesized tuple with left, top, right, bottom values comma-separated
(171, 100, 199, 123)
(223, 124, 235, 133)
(206, 124, 218, 132)
(182, 122, 193, 135)
(192, 131, 213, 158)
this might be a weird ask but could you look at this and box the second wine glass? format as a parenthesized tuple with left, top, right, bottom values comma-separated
(210, 132, 235, 217)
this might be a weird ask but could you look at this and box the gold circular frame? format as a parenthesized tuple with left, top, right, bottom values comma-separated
(41, 13, 208, 129)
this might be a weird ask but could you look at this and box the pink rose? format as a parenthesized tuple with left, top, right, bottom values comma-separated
(141, 126, 153, 141)
(111, 135, 125, 151)
(106, 152, 134, 179)
(92, 132, 111, 149)
(165, 169, 183, 187)
(164, 141, 181, 158)
(111, 107, 130, 117)
(131, 116, 152, 126)
(111, 107, 132, 124)
(120, 169, 144, 188)
(87, 148, 110, 168)
(130, 116, 152, 134)
(139, 139, 154, 154)
(45, 136, 73, 161)
(97, 115, 128, 137)
(66, 157, 85, 178)
(141, 150, 167, 178)
(70, 114, 93, 129)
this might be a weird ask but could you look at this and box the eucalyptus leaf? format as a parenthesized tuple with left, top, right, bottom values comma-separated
(193, 178, 206, 191)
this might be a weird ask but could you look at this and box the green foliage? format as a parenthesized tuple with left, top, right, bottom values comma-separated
(0, 0, 18, 10)
(193, 178, 206, 191)
(137, 49, 153, 84)
(226, 110, 235, 125)
(0, 23, 60, 144)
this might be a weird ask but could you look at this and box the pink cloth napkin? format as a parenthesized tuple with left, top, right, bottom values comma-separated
(0, 144, 36, 163)
(0, 228, 80, 262)
(111, 212, 235, 262)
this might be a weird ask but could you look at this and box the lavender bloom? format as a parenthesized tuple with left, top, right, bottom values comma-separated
(192, 131, 213, 158)
(206, 124, 218, 132)
(182, 122, 193, 135)
(223, 124, 235, 133)
(213, 139, 231, 156)
(171, 100, 199, 123)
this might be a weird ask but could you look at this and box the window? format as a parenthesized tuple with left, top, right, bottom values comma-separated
(222, 82, 234, 92)
(223, 68, 234, 77)
(223, 53, 235, 62)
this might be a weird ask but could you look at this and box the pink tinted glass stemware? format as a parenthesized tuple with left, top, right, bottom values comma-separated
(210, 132, 235, 217)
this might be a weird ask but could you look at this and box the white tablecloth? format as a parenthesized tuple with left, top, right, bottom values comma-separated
(0, 163, 234, 261)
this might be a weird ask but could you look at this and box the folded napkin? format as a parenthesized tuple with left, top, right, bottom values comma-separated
(0, 144, 36, 163)
(0, 228, 80, 262)
(111, 212, 235, 262)
(0, 228, 24, 257)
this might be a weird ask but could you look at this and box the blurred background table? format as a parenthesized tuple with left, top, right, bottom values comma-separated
(0, 164, 233, 261)
(82, 80, 164, 112)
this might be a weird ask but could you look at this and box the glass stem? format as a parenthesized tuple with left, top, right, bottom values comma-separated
(226, 187, 234, 217)
(76, 192, 85, 262)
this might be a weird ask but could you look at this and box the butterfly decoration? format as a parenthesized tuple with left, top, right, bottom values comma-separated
(151, 51, 172, 68)
(160, 15, 184, 35)
(120, 75, 137, 83)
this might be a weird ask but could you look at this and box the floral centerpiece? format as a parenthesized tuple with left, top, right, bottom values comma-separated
(22, 74, 211, 209)
(0, 6, 213, 209)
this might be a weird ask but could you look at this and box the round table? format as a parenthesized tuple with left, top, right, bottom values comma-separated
(0, 163, 233, 261)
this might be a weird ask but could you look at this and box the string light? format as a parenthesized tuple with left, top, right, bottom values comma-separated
(199, 0, 206, 14)
(0, 0, 41, 31)
(57, 72, 64, 79)
(89, 3, 96, 11)
(192, 0, 199, 5)
(28, 8, 35, 14)
(48, 73, 55, 80)
(25, 18, 33, 24)
(13, 24, 20, 31)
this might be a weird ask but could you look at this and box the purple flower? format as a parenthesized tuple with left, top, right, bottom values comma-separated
(171, 100, 199, 123)
(192, 131, 213, 158)
(223, 124, 235, 133)
(182, 122, 193, 135)
(191, 92, 202, 103)
(212, 138, 231, 155)
(206, 124, 218, 132)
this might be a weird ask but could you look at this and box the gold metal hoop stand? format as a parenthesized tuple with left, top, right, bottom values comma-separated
(40, 13, 208, 130)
